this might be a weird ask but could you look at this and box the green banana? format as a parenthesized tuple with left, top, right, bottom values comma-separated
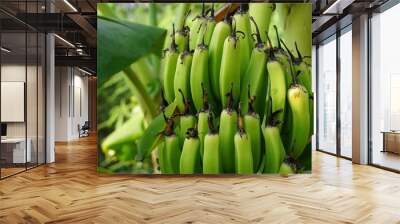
(270, 28, 293, 89)
(190, 34, 212, 112)
(162, 113, 181, 174)
(197, 84, 209, 159)
(267, 3, 290, 48)
(219, 22, 242, 108)
(281, 40, 313, 143)
(293, 42, 312, 94)
(189, 2, 206, 51)
(266, 50, 287, 129)
(281, 4, 312, 64)
(219, 86, 237, 173)
(240, 16, 267, 116)
(173, 38, 193, 112)
(203, 109, 221, 174)
(209, 14, 231, 102)
(158, 142, 167, 174)
(279, 161, 295, 177)
(175, 12, 190, 53)
(287, 83, 310, 159)
(178, 89, 197, 146)
(249, 3, 274, 43)
(162, 24, 179, 103)
(234, 104, 253, 174)
(233, 4, 252, 81)
(263, 108, 286, 173)
(165, 135, 180, 174)
(196, 4, 216, 47)
(244, 93, 262, 171)
(180, 128, 201, 174)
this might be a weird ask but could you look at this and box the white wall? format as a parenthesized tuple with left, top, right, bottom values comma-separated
(54, 66, 89, 141)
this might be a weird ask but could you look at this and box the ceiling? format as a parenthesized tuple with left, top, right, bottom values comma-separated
(1, 0, 393, 74)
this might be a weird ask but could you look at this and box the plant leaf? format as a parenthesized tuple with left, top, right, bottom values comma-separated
(136, 102, 177, 160)
(97, 16, 166, 84)
(101, 113, 145, 151)
(136, 114, 165, 161)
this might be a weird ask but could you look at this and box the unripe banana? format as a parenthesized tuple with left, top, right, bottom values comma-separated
(175, 30, 189, 53)
(203, 110, 221, 174)
(219, 87, 237, 173)
(180, 128, 201, 174)
(240, 16, 267, 116)
(234, 104, 253, 174)
(190, 36, 212, 112)
(174, 39, 193, 112)
(162, 24, 179, 103)
(287, 84, 310, 158)
(189, 3, 206, 51)
(244, 95, 262, 171)
(158, 142, 167, 174)
(197, 84, 210, 159)
(177, 89, 197, 146)
(196, 4, 216, 47)
(161, 113, 181, 174)
(233, 5, 252, 81)
(249, 3, 274, 43)
(267, 3, 290, 48)
(281, 4, 312, 64)
(209, 18, 231, 101)
(263, 121, 285, 173)
(165, 135, 180, 174)
(267, 52, 287, 129)
(173, 7, 190, 53)
(219, 23, 241, 108)
(279, 162, 294, 177)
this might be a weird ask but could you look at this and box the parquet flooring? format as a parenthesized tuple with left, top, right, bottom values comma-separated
(1, 135, 400, 223)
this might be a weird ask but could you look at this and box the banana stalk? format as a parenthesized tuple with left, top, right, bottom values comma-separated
(180, 128, 201, 174)
(219, 87, 237, 173)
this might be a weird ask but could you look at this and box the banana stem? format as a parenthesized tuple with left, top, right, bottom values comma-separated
(123, 67, 157, 120)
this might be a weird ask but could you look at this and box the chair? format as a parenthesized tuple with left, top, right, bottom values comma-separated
(79, 121, 90, 138)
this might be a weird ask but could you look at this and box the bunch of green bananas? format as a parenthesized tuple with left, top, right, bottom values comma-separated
(158, 3, 312, 175)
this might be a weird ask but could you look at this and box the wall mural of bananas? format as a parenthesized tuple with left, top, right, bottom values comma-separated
(97, 3, 312, 175)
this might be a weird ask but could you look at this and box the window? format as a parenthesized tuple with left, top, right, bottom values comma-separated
(317, 36, 337, 154)
(339, 28, 352, 158)
(370, 3, 400, 171)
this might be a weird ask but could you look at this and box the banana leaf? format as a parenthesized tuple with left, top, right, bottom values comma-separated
(101, 114, 145, 151)
(98, 16, 166, 84)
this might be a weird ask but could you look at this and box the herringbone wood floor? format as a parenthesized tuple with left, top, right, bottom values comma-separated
(1, 135, 400, 224)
